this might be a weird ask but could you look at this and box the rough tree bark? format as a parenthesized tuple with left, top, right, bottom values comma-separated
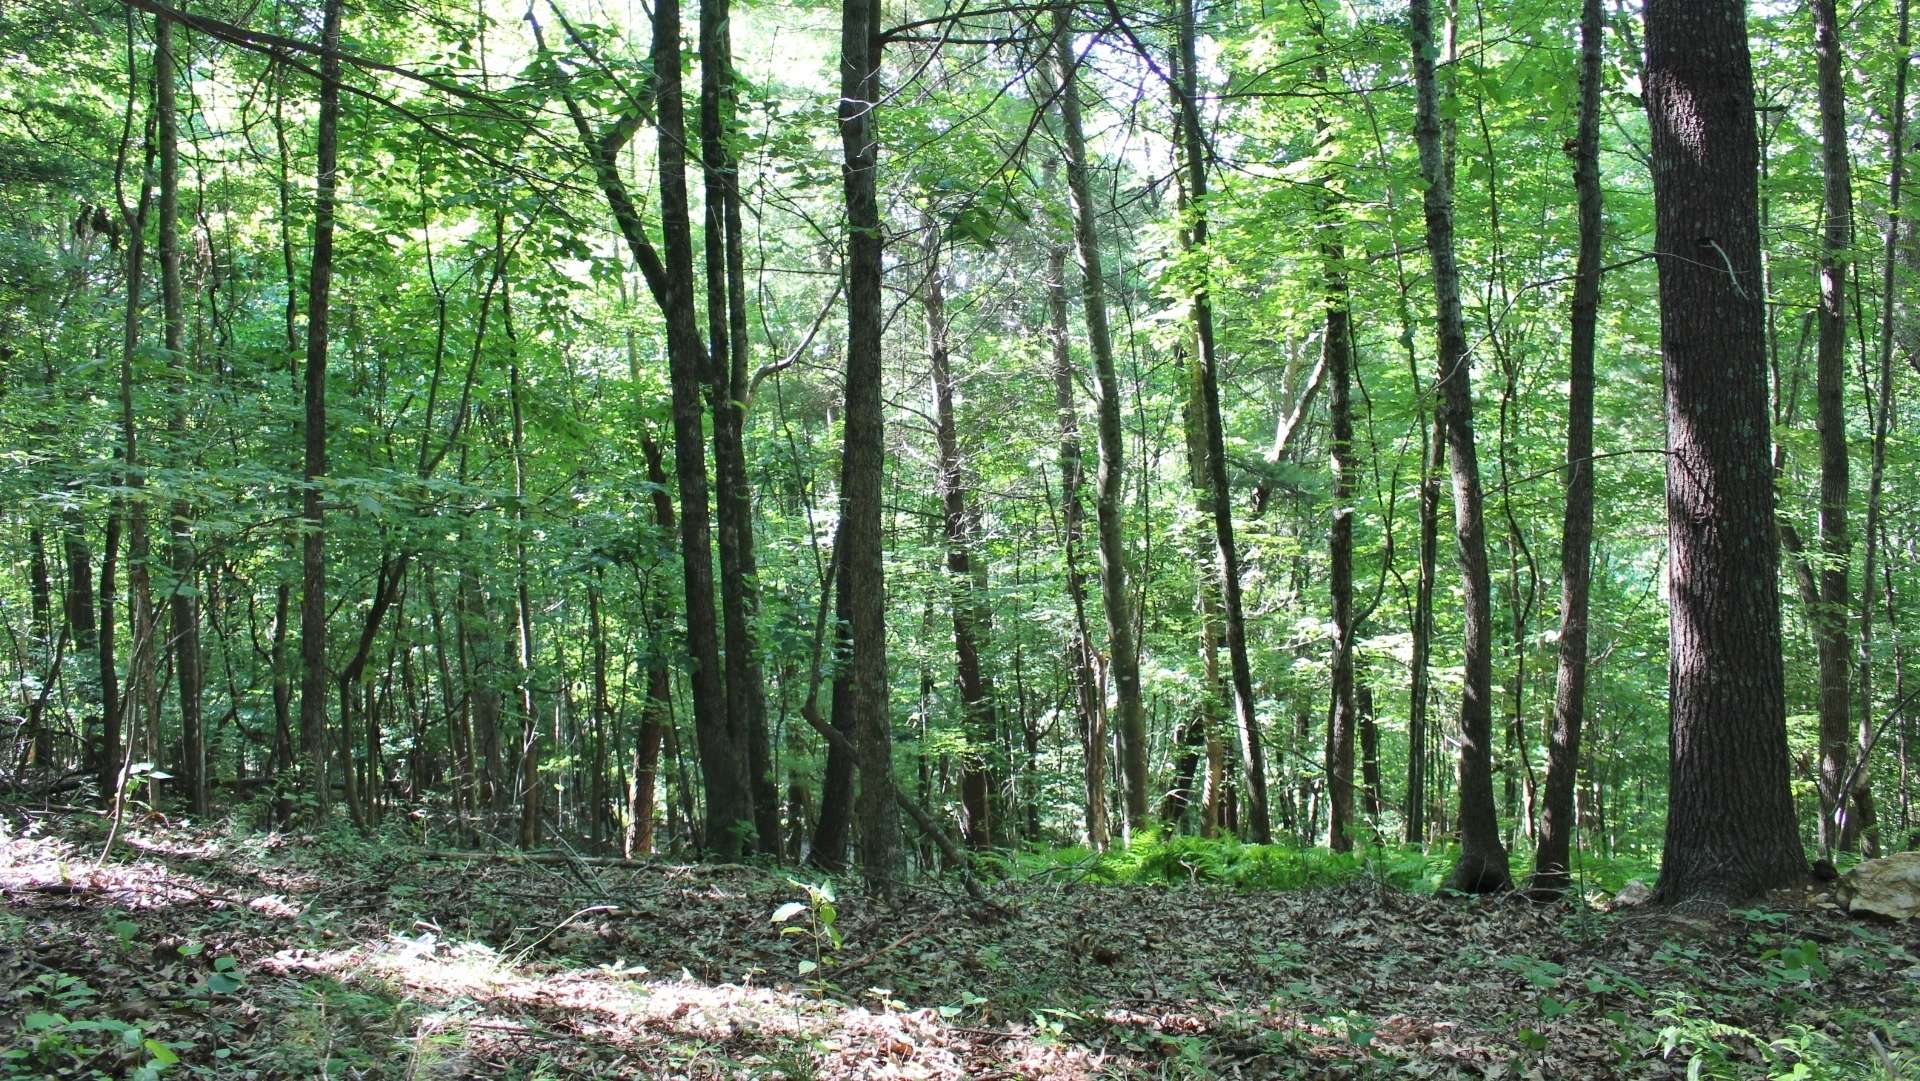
(838, 0, 903, 888)
(1644, 0, 1811, 903)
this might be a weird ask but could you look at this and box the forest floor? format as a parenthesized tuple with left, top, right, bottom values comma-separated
(3, 810, 1919, 1080)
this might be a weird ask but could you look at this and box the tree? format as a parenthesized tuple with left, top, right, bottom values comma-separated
(1532, 0, 1605, 898)
(1810, 0, 1869, 855)
(1409, 0, 1509, 893)
(699, 0, 782, 857)
(1321, 205, 1357, 854)
(1644, 0, 1810, 903)
(154, 11, 207, 816)
(298, 0, 344, 819)
(923, 232, 997, 849)
(537, 0, 757, 859)
(1043, 161, 1109, 851)
(1052, 8, 1151, 836)
(838, 0, 902, 889)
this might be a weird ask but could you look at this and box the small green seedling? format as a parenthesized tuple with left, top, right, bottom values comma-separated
(772, 878, 841, 977)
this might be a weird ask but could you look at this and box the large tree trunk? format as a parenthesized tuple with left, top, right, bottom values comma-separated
(1644, 0, 1811, 903)
(1410, 0, 1509, 893)
(1810, 0, 1861, 855)
(924, 234, 998, 849)
(1169, 0, 1272, 841)
(838, 0, 902, 889)
(1531, 0, 1604, 898)
(1053, 10, 1152, 836)
(298, 0, 344, 820)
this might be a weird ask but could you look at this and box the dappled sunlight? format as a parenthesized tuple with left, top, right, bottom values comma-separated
(257, 927, 1106, 1078)
(7, 816, 1919, 1078)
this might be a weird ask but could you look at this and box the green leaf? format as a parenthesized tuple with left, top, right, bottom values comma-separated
(771, 901, 807, 924)
(144, 1039, 179, 1066)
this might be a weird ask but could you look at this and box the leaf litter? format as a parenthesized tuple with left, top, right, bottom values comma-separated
(4, 812, 1918, 1079)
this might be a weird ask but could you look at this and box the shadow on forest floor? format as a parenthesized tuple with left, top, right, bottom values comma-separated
(3, 808, 1919, 1079)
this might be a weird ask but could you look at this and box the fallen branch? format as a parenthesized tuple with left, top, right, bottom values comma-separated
(822, 921, 934, 980)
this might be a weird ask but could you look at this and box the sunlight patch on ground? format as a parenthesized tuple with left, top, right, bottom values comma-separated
(257, 928, 1106, 1079)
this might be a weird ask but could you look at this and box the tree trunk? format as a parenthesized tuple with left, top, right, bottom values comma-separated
(1411, 0, 1509, 893)
(1043, 162, 1108, 850)
(1053, 9, 1151, 837)
(1318, 100, 1358, 855)
(1809, 0, 1858, 855)
(502, 267, 542, 849)
(1857, 0, 1911, 862)
(154, 12, 208, 816)
(838, 0, 903, 889)
(98, 509, 122, 801)
(459, 565, 506, 817)
(63, 518, 96, 772)
(1358, 678, 1382, 819)
(631, 433, 678, 858)
(23, 528, 57, 772)
(588, 578, 610, 851)
(1531, 0, 1604, 898)
(699, 0, 780, 858)
(1170, 0, 1271, 842)
(298, 0, 344, 820)
(537, 0, 754, 858)
(111, 13, 158, 815)
(643, 0, 756, 859)
(924, 233, 997, 849)
(1644, 0, 1811, 903)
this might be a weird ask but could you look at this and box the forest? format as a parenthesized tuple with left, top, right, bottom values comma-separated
(3, 0, 1920, 1076)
